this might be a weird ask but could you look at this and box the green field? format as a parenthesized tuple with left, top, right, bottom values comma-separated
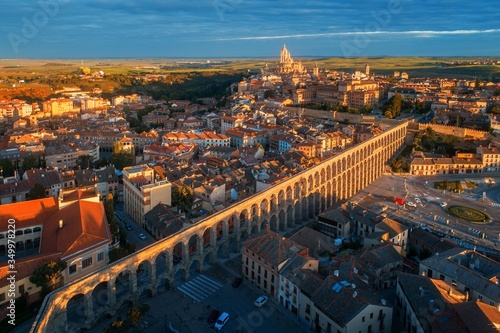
(1, 57, 499, 80)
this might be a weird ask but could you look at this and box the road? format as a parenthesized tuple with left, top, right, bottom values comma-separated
(359, 174, 500, 253)
(114, 202, 156, 250)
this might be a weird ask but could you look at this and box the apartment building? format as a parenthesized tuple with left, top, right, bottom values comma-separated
(42, 98, 76, 116)
(23, 168, 63, 197)
(242, 229, 317, 299)
(225, 128, 267, 148)
(410, 151, 487, 175)
(123, 164, 172, 226)
(162, 131, 230, 149)
(299, 271, 393, 333)
(477, 145, 500, 172)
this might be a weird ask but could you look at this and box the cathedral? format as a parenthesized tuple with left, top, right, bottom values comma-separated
(278, 45, 306, 74)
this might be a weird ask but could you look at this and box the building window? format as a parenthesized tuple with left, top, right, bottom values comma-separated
(19, 285, 25, 295)
(305, 304, 311, 314)
(69, 264, 77, 274)
(82, 257, 93, 269)
(362, 316, 365, 322)
(0, 293, 5, 302)
(478, 294, 483, 301)
(97, 252, 104, 262)
(370, 313, 373, 319)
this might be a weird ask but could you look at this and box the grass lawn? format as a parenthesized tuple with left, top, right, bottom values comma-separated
(434, 180, 463, 193)
(447, 206, 491, 223)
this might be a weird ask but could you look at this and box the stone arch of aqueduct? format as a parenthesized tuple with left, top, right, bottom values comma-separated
(31, 122, 408, 332)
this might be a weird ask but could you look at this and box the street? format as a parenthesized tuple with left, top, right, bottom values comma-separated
(357, 174, 500, 252)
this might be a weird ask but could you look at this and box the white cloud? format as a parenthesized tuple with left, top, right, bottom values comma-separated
(215, 29, 500, 41)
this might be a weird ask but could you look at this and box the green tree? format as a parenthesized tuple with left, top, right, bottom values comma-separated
(264, 90, 275, 99)
(474, 78, 482, 89)
(111, 151, 134, 171)
(75, 155, 93, 169)
(104, 194, 120, 240)
(486, 103, 500, 114)
(29, 261, 67, 297)
(359, 105, 373, 114)
(96, 156, 110, 168)
(381, 93, 404, 119)
(390, 157, 408, 173)
(28, 183, 47, 200)
(21, 155, 41, 174)
(172, 185, 194, 213)
(0, 158, 14, 177)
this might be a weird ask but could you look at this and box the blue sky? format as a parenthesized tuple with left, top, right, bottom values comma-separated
(1, 0, 499, 58)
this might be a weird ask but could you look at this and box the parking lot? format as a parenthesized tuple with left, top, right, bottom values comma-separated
(93, 257, 306, 333)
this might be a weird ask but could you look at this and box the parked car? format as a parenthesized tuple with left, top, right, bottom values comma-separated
(138, 233, 146, 240)
(125, 224, 132, 231)
(254, 296, 268, 307)
(232, 277, 243, 288)
(406, 202, 417, 208)
(440, 202, 448, 207)
(208, 309, 220, 323)
(214, 312, 229, 330)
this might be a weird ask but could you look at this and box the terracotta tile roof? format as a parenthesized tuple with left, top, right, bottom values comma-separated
(130, 175, 148, 185)
(41, 199, 111, 259)
(0, 197, 59, 230)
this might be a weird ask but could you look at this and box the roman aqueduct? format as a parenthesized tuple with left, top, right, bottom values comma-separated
(31, 121, 408, 332)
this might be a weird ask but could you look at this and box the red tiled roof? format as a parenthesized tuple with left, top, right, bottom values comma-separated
(41, 199, 110, 259)
(0, 198, 59, 230)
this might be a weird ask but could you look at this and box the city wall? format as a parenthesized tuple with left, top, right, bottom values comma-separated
(418, 123, 489, 139)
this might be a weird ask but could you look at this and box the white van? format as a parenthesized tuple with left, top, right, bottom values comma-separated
(214, 312, 229, 331)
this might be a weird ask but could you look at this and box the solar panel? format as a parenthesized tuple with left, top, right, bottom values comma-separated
(332, 283, 343, 293)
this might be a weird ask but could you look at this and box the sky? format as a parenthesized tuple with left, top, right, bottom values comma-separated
(0, 0, 499, 58)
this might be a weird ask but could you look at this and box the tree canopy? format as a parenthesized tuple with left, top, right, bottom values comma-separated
(29, 261, 67, 297)
(172, 185, 194, 213)
(381, 93, 404, 119)
(28, 183, 47, 200)
(111, 151, 134, 171)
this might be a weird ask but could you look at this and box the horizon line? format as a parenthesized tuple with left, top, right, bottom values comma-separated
(1, 55, 500, 61)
